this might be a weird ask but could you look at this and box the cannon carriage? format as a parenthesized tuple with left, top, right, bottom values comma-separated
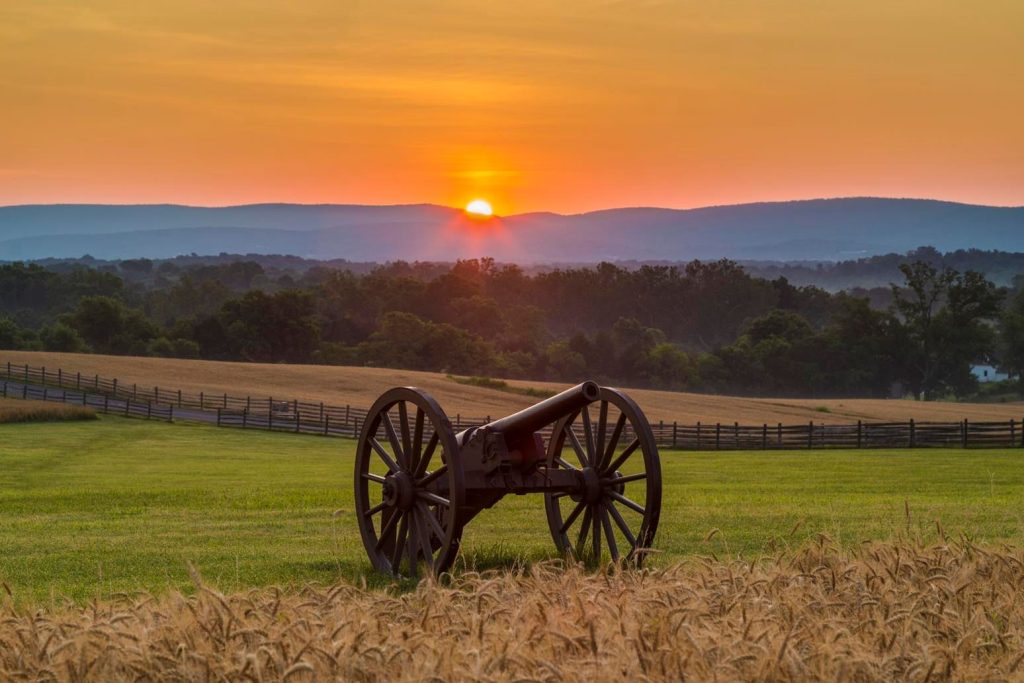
(354, 381, 662, 577)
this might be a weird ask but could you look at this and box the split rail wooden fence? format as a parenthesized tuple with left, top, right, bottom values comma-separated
(3, 361, 1022, 450)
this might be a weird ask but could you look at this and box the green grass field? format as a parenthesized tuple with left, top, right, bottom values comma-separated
(1, 415, 1022, 603)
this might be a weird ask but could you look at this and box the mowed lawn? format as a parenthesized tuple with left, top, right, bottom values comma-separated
(1, 416, 1023, 603)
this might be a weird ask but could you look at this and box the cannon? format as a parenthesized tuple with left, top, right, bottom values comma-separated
(354, 381, 662, 576)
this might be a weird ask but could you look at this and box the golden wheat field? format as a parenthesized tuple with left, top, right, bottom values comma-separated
(0, 397, 95, 423)
(1, 541, 1021, 682)
(5, 351, 1022, 425)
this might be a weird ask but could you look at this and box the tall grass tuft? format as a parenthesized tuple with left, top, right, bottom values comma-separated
(1, 540, 1022, 680)
(0, 398, 97, 424)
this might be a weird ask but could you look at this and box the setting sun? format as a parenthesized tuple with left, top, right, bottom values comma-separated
(465, 199, 493, 217)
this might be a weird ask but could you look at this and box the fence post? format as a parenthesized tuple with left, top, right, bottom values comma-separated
(104, 395, 109, 413)
(155, 387, 159, 404)
(57, 368, 62, 386)
(217, 408, 222, 427)
(112, 378, 118, 396)
(857, 420, 863, 448)
(909, 419, 916, 448)
(324, 414, 330, 436)
(224, 393, 228, 409)
(124, 399, 130, 417)
(76, 372, 81, 389)
(715, 423, 721, 450)
(1010, 419, 1016, 448)
(734, 421, 739, 449)
(242, 409, 248, 430)
(762, 423, 767, 449)
(778, 423, 782, 446)
(178, 389, 182, 407)
(269, 403, 274, 431)
(200, 391, 205, 410)
(962, 419, 968, 448)
(168, 404, 174, 423)
(672, 421, 678, 448)
(147, 401, 152, 420)
(696, 421, 701, 449)
(808, 421, 813, 449)
(296, 409, 300, 433)
(247, 396, 251, 412)
(346, 404, 351, 430)
(43, 387, 48, 401)
(22, 383, 27, 399)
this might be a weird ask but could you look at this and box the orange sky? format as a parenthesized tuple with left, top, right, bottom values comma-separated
(1, 1, 1022, 214)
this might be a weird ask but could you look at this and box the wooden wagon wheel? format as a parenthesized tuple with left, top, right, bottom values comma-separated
(354, 387, 463, 577)
(544, 387, 662, 565)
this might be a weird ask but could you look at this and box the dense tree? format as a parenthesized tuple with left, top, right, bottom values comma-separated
(891, 262, 1003, 399)
(62, 296, 157, 355)
(0, 255, 1014, 399)
(999, 288, 1024, 394)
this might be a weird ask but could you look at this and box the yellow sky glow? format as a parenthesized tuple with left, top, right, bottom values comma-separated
(1, 1, 1022, 213)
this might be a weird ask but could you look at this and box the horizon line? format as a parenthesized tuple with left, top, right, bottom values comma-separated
(2, 195, 1023, 215)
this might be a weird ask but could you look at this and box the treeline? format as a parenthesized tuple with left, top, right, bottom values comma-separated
(1, 257, 1021, 399)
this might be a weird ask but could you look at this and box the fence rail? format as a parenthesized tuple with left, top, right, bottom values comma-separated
(3, 361, 1023, 450)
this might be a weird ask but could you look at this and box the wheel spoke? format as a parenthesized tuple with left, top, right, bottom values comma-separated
(418, 501, 446, 543)
(559, 500, 586, 534)
(406, 515, 418, 578)
(398, 402, 412, 468)
(376, 508, 400, 551)
(563, 424, 589, 468)
(604, 437, 640, 475)
(581, 405, 595, 463)
(608, 490, 645, 515)
(607, 501, 636, 549)
(417, 491, 450, 507)
(596, 401, 608, 464)
(592, 504, 601, 560)
(362, 472, 387, 484)
(555, 456, 580, 471)
(599, 413, 627, 471)
(417, 463, 447, 488)
(600, 505, 619, 561)
(369, 437, 399, 473)
(576, 507, 593, 557)
(413, 432, 440, 479)
(391, 512, 409, 572)
(411, 408, 425, 474)
(603, 471, 647, 486)
(382, 413, 407, 471)
(364, 501, 388, 518)
(413, 508, 435, 573)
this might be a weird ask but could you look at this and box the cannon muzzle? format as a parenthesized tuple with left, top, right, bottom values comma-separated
(483, 380, 600, 442)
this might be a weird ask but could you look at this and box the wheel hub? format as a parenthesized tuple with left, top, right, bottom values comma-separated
(382, 471, 415, 510)
(581, 467, 603, 504)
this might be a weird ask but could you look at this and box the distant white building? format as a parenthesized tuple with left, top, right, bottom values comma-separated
(971, 364, 1011, 383)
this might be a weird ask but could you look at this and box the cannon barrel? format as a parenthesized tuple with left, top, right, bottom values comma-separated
(482, 380, 600, 442)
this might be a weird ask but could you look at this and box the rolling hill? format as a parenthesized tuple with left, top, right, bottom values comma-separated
(1, 198, 1021, 262)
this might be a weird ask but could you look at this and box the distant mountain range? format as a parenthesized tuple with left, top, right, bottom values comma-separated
(1, 198, 1021, 262)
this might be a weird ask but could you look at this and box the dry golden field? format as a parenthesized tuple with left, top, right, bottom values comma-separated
(1, 540, 1022, 681)
(4, 350, 1021, 425)
(0, 397, 95, 423)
